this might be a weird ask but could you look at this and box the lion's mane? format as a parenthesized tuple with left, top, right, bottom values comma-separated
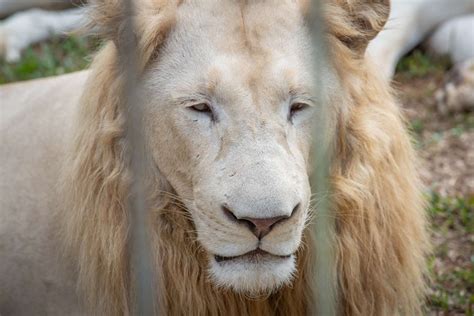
(61, 1, 429, 315)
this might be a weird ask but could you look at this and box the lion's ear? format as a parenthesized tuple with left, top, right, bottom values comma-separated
(325, 0, 390, 56)
(88, 0, 178, 63)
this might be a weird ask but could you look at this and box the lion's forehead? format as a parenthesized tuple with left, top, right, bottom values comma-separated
(202, 55, 309, 111)
(172, 1, 308, 66)
(155, 1, 313, 108)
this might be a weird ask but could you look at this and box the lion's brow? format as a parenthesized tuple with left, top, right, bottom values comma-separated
(289, 89, 317, 105)
(173, 93, 211, 105)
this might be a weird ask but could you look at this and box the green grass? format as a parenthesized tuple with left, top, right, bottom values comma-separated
(397, 50, 474, 314)
(396, 49, 452, 78)
(0, 35, 100, 84)
(429, 193, 474, 233)
(427, 193, 474, 315)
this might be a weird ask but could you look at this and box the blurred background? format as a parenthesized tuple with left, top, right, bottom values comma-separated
(0, 0, 472, 314)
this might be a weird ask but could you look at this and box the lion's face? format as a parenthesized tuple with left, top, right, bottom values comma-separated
(141, 1, 316, 294)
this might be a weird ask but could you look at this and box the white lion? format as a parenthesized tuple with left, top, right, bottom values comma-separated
(0, 1, 429, 315)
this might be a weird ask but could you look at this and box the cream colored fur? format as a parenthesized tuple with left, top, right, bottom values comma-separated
(0, 0, 429, 315)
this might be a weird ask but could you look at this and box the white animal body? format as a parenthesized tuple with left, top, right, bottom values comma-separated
(0, 0, 72, 17)
(427, 15, 474, 65)
(0, 72, 89, 315)
(365, 0, 474, 114)
(0, 7, 86, 62)
(366, 0, 474, 80)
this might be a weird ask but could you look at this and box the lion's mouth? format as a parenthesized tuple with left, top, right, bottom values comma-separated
(214, 248, 291, 264)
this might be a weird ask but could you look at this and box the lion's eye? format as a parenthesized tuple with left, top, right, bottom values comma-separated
(289, 102, 309, 120)
(190, 103, 212, 113)
(188, 103, 216, 121)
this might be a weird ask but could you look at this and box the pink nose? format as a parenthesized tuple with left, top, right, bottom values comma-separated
(241, 216, 288, 238)
(222, 204, 299, 239)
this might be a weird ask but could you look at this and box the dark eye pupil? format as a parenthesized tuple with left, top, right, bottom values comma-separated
(290, 103, 307, 117)
(192, 103, 211, 112)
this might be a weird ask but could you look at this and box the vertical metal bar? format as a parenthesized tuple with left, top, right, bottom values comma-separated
(308, 0, 338, 315)
(119, 0, 156, 314)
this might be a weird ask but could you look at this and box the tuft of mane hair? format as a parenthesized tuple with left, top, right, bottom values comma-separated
(60, 0, 429, 315)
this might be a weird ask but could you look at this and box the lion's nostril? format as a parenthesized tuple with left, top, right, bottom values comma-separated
(291, 203, 301, 217)
(240, 218, 258, 233)
(222, 205, 255, 231)
(243, 217, 286, 239)
(222, 205, 238, 223)
(221, 202, 301, 239)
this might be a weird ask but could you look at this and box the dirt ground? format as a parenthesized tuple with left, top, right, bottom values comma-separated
(395, 68, 473, 315)
(397, 75, 473, 197)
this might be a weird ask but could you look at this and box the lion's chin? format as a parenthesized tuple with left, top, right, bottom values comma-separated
(208, 253, 296, 295)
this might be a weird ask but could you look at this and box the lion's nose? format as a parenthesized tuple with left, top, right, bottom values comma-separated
(222, 204, 300, 239)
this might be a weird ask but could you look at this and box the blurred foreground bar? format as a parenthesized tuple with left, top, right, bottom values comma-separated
(308, 0, 338, 315)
